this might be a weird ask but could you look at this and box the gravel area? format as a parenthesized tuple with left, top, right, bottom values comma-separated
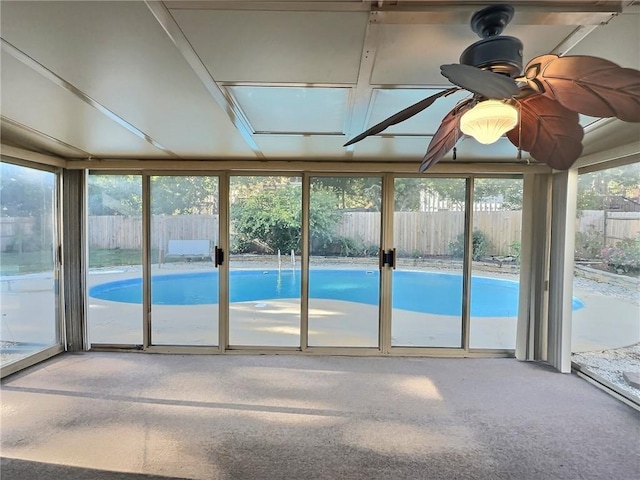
(572, 344, 640, 402)
(571, 272, 639, 403)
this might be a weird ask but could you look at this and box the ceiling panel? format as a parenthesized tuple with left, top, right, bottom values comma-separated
(351, 135, 519, 163)
(372, 24, 576, 85)
(455, 137, 520, 161)
(351, 136, 437, 161)
(1, 118, 89, 159)
(1, 52, 167, 158)
(568, 13, 640, 69)
(0, 2, 637, 165)
(365, 89, 471, 135)
(171, 10, 368, 83)
(253, 135, 351, 159)
(0, 1, 256, 158)
(228, 86, 350, 134)
(582, 121, 640, 157)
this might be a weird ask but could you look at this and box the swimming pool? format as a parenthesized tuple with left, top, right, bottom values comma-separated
(89, 269, 584, 317)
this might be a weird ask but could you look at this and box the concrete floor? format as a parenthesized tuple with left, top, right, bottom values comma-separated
(1, 265, 638, 359)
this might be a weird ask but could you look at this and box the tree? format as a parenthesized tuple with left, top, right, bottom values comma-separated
(231, 185, 302, 253)
(88, 175, 141, 216)
(151, 176, 218, 215)
(0, 162, 55, 217)
(312, 177, 381, 211)
(577, 163, 640, 210)
(393, 178, 523, 212)
(0, 162, 56, 253)
(88, 175, 220, 216)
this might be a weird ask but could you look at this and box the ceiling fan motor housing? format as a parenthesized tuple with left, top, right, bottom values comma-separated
(459, 36, 523, 78)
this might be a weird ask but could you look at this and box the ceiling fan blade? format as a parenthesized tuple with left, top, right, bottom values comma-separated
(524, 54, 640, 122)
(344, 87, 459, 147)
(506, 91, 583, 170)
(440, 64, 520, 99)
(420, 99, 474, 173)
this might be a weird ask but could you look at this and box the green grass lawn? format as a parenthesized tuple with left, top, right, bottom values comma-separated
(0, 250, 54, 275)
(0, 249, 163, 275)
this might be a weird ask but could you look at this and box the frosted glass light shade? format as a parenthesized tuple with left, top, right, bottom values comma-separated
(460, 100, 518, 145)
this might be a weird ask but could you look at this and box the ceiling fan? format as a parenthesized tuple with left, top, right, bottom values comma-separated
(344, 3, 640, 172)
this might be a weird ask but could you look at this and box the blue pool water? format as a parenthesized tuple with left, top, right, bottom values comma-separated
(89, 269, 584, 317)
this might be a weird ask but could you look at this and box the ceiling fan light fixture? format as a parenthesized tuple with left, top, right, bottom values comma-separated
(460, 100, 518, 145)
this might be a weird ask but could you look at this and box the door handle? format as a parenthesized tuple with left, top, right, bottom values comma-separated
(214, 246, 224, 267)
(380, 248, 396, 269)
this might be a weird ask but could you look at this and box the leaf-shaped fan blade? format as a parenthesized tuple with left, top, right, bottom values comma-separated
(440, 64, 520, 99)
(344, 88, 459, 146)
(524, 54, 640, 122)
(420, 100, 474, 173)
(506, 92, 583, 170)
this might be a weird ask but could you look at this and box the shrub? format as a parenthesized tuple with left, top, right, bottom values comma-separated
(231, 186, 342, 255)
(509, 240, 521, 263)
(449, 229, 491, 260)
(601, 237, 640, 274)
(575, 226, 604, 260)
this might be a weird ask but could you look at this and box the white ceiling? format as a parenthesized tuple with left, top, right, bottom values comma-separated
(1, 1, 639, 168)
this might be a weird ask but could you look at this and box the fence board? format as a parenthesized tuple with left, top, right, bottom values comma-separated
(5, 210, 637, 255)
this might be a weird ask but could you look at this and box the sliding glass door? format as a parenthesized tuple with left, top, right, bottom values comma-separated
(85, 172, 522, 354)
(1, 161, 60, 367)
(308, 176, 382, 347)
(88, 174, 143, 344)
(150, 175, 220, 346)
(391, 177, 466, 348)
(228, 176, 302, 347)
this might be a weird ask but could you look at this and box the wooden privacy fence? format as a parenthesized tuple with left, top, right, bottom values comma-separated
(392, 211, 466, 255)
(339, 211, 519, 256)
(576, 211, 640, 244)
(87, 215, 219, 250)
(76, 210, 640, 256)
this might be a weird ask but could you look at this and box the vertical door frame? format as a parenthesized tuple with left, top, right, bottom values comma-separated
(218, 172, 230, 353)
(379, 173, 394, 354)
(300, 173, 311, 350)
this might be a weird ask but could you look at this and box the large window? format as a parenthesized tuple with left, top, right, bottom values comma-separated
(0, 161, 59, 367)
(572, 163, 640, 402)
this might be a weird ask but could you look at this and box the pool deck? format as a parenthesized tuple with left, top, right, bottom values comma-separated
(1, 262, 638, 357)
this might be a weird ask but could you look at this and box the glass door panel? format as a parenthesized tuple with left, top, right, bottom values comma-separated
(391, 178, 466, 348)
(0, 162, 58, 365)
(228, 176, 302, 347)
(308, 176, 381, 347)
(470, 178, 523, 349)
(87, 174, 143, 344)
(150, 176, 219, 345)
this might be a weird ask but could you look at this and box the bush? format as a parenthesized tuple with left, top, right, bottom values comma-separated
(601, 238, 640, 274)
(575, 226, 604, 260)
(509, 240, 521, 263)
(449, 230, 491, 260)
(312, 236, 377, 257)
(231, 186, 342, 254)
